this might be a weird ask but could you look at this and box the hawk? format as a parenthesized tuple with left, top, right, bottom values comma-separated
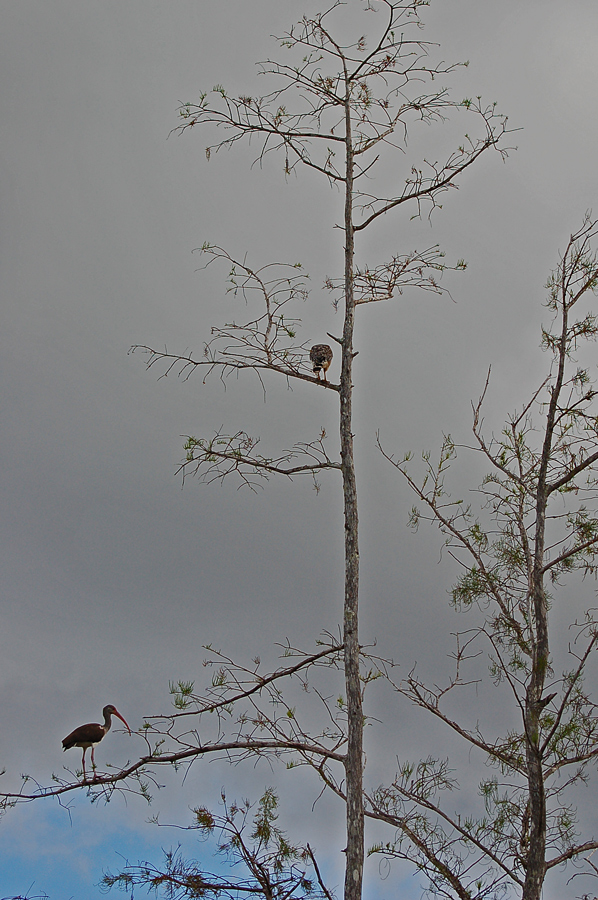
(310, 344, 333, 381)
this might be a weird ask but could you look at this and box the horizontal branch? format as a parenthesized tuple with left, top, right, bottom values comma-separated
(130, 346, 340, 392)
(546, 839, 598, 870)
(179, 430, 341, 489)
(0, 738, 346, 806)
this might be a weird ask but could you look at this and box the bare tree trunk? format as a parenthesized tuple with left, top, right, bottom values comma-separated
(524, 501, 549, 900)
(523, 302, 569, 900)
(341, 95, 364, 900)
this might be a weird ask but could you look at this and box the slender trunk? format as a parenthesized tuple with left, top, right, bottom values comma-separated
(523, 548, 548, 900)
(523, 303, 568, 899)
(524, 487, 549, 900)
(341, 90, 364, 900)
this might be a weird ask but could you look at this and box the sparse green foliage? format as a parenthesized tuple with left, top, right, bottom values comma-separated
(376, 214, 598, 899)
(102, 789, 331, 900)
(171, 680, 196, 710)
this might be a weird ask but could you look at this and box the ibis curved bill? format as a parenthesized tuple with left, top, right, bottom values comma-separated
(62, 704, 131, 779)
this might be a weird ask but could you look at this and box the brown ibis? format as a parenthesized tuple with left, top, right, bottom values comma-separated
(309, 344, 333, 382)
(62, 704, 131, 779)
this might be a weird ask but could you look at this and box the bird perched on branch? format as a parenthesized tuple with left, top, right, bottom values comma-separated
(62, 704, 131, 779)
(310, 344, 333, 381)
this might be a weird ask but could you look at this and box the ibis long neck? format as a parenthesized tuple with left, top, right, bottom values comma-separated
(103, 710, 113, 733)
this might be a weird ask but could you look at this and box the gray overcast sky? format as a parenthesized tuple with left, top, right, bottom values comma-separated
(1, 2, 598, 898)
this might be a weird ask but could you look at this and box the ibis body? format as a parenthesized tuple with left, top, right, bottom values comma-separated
(62, 704, 131, 778)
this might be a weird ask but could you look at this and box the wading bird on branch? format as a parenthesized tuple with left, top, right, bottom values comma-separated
(62, 704, 131, 779)
(309, 344, 333, 381)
